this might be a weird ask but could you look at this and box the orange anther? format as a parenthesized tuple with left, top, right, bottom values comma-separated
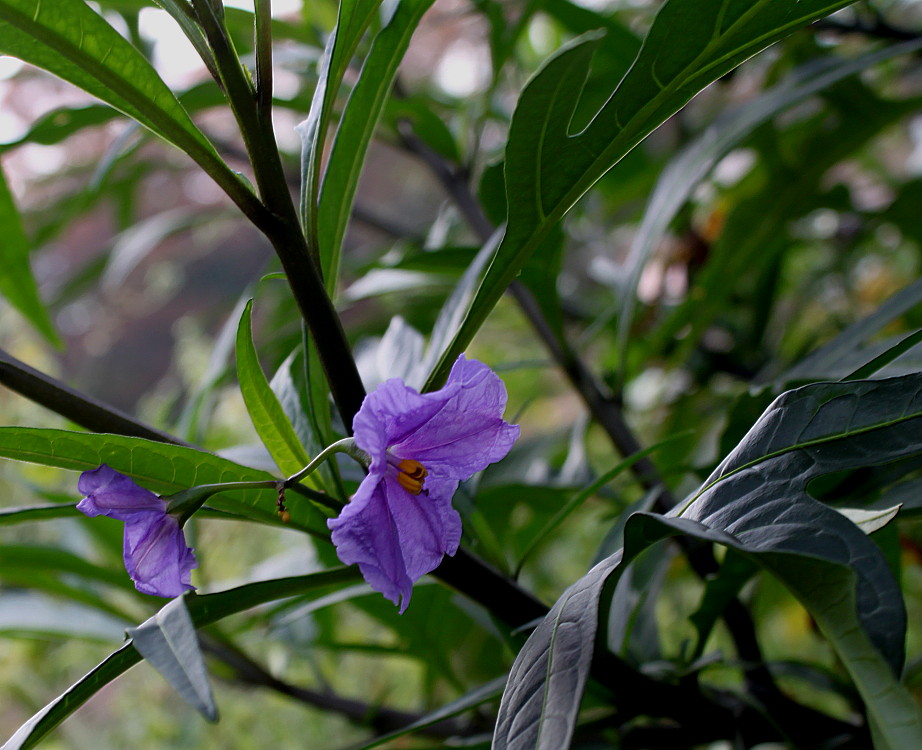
(396, 459, 427, 495)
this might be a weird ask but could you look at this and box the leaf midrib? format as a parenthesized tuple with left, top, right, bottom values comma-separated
(680, 408, 922, 514)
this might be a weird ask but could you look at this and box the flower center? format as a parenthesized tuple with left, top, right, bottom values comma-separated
(395, 458, 428, 495)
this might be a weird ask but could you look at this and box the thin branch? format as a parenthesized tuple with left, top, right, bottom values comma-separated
(0, 348, 191, 447)
(200, 635, 483, 739)
(192, 0, 367, 426)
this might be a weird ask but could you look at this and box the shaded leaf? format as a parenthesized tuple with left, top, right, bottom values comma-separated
(127, 596, 217, 721)
(494, 374, 922, 750)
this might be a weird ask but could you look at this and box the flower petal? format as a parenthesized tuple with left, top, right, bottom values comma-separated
(388, 474, 462, 581)
(352, 377, 456, 467)
(328, 472, 461, 612)
(124, 513, 197, 598)
(77, 464, 165, 520)
(393, 355, 520, 480)
(328, 472, 413, 610)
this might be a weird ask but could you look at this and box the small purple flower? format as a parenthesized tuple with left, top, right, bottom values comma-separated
(329, 355, 520, 611)
(77, 465, 197, 598)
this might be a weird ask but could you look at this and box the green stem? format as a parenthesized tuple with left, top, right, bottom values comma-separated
(285, 437, 363, 486)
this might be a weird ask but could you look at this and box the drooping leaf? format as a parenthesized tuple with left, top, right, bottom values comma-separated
(423, 0, 862, 389)
(127, 595, 217, 721)
(236, 299, 312, 477)
(1, 568, 360, 750)
(493, 373, 922, 750)
(317, 0, 436, 288)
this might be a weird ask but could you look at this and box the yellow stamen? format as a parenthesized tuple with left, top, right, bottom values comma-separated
(396, 459, 427, 495)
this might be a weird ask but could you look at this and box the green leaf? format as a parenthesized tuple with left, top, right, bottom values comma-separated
(423, 0, 861, 388)
(494, 373, 922, 750)
(317, 0, 435, 288)
(0, 503, 78, 526)
(235, 299, 312, 477)
(0, 427, 327, 535)
(0, 0, 247, 204)
(0, 164, 59, 345)
(614, 39, 922, 363)
(127, 596, 217, 721)
(300, 0, 382, 268)
(1, 568, 360, 750)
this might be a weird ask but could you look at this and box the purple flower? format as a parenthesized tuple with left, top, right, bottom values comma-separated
(77, 465, 197, 598)
(329, 354, 520, 611)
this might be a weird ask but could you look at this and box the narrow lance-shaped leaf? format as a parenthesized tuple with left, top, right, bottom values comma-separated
(0, 427, 328, 535)
(0, 164, 58, 345)
(424, 0, 860, 389)
(300, 0, 382, 267)
(317, 0, 436, 288)
(493, 373, 922, 750)
(236, 299, 312, 477)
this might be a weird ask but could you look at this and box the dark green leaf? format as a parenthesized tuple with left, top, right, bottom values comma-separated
(494, 374, 922, 750)
(424, 0, 861, 388)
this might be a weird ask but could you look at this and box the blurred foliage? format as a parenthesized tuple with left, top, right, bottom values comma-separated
(0, 0, 921, 748)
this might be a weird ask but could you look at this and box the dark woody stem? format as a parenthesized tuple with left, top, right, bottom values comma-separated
(191, 0, 367, 427)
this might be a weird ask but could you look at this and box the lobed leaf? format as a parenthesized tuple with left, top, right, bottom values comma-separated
(494, 373, 922, 750)
(424, 0, 861, 388)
